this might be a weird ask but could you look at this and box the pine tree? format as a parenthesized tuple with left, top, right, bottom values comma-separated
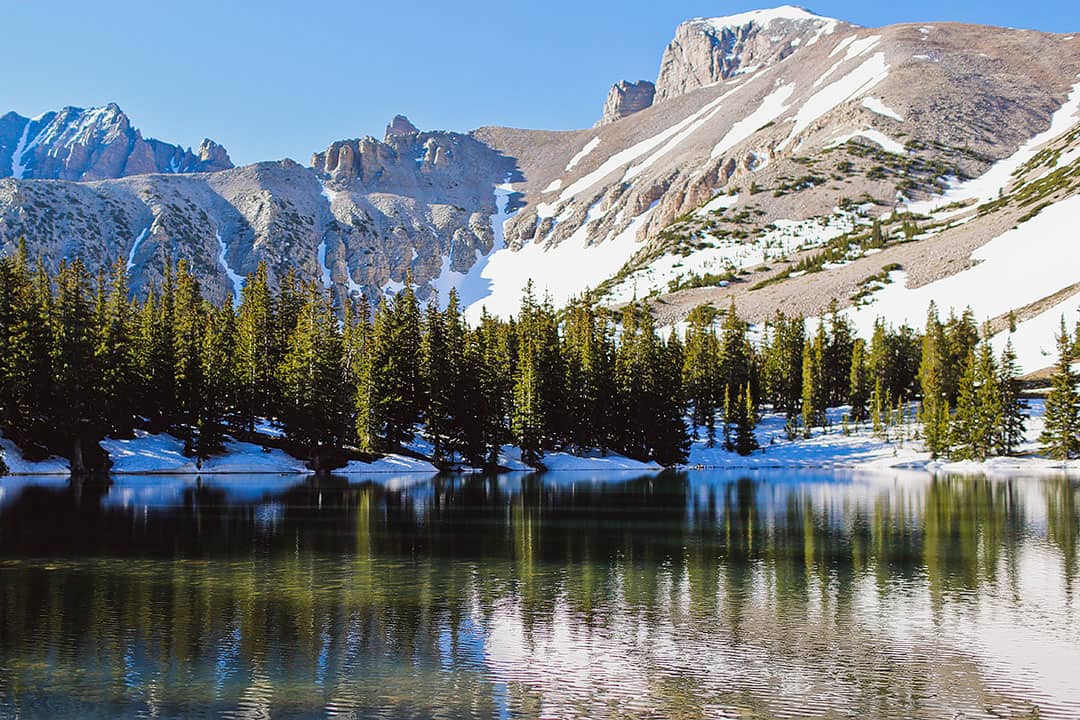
(235, 262, 277, 429)
(950, 340, 1001, 461)
(198, 302, 238, 457)
(52, 259, 99, 472)
(919, 305, 951, 457)
(761, 311, 805, 420)
(683, 304, 721, 445)
(731, 384, 759, 456)
(1040, 320, 1080, 461)
(801, 325, 827, 436)
(367, 279, 422, 450)
(173, 260, 206, 454)
(94, 259, 138, 437)
(421, 297, 453, 461)
(997, 340, 1027, 455)
(849, 337, 871, 424)
(278, 281, 348, 468)
(564, 293, 616, 452)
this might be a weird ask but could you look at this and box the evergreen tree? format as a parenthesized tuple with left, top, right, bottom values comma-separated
(94, 259, 138, 438)
(367, 279, 422, 450)
(761, 311, 805, 420)
(235, 262, 277, 429)
(278, 282, 348, 468)
(683, 304, 721, 445)
(198, 302, 238, 457)
(1040, 320, 1080, 461)
(731, 384, 759, 456)
(849, 337, 871, 424)
(172, 261, 206, 454)
(564, 293, 616, 452)
(919, 304, 951, 457)
(801, 324, 827, 435)
(51, 259, 99, 472)
(997, 340, 1027, 455)
(950, 340, 1001, 461)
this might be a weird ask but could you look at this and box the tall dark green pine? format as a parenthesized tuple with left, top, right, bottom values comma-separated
(997, 339, 1027, 455)
(198, 302, 238, 457)
(761, 311, 804, 421)
(823, 299, 854, 406)
(94, 259, 138, 438)
(950, 340, 1001, 461)
(172, 261, 206, 454)
(278, 282, 348, 469)
(801, 324, 827, 436)
(52, 259, 100, 472)
(421, 297, 453, 461)
(475, 310, 514, 465)
(1040, 320, 1080, 461)
(919, 304, 951, 457)
(849, 337, 871, 424)
(368, 280, 422, 450)
(235, 262, 278, 429)
(682, 304, 721, 445)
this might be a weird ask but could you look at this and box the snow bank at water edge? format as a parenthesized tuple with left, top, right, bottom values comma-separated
(0, 433, 70, 475)
(102, 431, 310, 474)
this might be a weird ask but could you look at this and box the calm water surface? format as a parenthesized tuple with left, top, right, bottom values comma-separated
(0, 470, 1077, 719)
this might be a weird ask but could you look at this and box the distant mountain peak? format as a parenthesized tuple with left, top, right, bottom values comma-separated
(0, 103, 232, 181)
(690, 5, 837, 31)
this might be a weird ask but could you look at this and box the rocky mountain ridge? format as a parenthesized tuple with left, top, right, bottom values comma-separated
(2, 7, 1080, 372)
(0, 103, 232, 181)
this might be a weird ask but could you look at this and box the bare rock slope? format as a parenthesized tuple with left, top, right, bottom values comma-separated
(2, 6, 1080, 367)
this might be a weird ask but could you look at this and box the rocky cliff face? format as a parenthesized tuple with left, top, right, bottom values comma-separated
(599, 81, 656, 125)
(3, 8, 1080, 346)
(0, 103, 233, 181)
(655, 6, 848, 102)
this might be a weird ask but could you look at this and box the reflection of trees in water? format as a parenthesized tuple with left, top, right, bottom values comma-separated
(0, 472, 1077, 716)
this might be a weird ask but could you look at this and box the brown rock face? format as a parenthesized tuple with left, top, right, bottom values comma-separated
(655, 11, 847, 102)
(599, 80, 656, 125)
(385, 114, 420, 141)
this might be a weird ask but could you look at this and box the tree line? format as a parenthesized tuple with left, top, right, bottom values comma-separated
(0, 241, 1077, 475)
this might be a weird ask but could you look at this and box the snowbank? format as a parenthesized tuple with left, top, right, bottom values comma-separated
(102, 431, 310, 474)
(496, 446, 662, 472)
(685, 399, 1080, 476)
(336, 454, 439, 474)
(0, 433, 71, 475)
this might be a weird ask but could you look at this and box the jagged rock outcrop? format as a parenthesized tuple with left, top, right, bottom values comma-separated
(385, 114, 419, 140)
(655, 6, 846, 102)
(599, 81, 656, 125)
(0, 103, 233, 181)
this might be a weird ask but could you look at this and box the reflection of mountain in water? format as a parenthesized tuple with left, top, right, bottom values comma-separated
(0, 470, 1078, 718)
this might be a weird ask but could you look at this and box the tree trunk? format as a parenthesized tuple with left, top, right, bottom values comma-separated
(71, 435, 86, 475)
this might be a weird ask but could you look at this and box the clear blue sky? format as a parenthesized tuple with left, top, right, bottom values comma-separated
(3, 1, 1078, 166)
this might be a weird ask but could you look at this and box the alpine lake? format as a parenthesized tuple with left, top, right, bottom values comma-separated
(0, 469, 1077, 719)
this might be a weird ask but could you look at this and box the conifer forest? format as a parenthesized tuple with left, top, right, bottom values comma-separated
(0, 240, 1077, 476)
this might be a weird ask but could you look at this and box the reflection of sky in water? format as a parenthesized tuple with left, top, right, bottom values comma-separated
(0, 470, 1077, 718)
(0, 474, 68, 510)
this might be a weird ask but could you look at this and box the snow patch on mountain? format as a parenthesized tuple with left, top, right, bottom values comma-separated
(558, 83, 745, 204)
(827, 129, 906, 154)
(847, 195, 1080, 370)
(565, 137, 600, 172)
(862, 96, 904, 121)
(465, 206, 654, 321)
(215, 230, 245, 302)
(698, 6, 838, 33)
(126, 226, 150, 272)
(908, 79, 1080, 213)
(711, 83, 795, 159)
(780, 53, 889, 151)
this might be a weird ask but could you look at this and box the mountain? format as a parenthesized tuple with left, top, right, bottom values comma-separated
(0, 103, 232, 181)
(2, 6, 1080, 372)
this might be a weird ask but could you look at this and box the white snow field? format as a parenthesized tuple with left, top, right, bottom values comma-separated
(686, 400, 1079, 476)
(827, 129, 906, 154)
(847, 194, 1080, 372)
(907, 78, 1080, 214)
(861, 96, 904, 121)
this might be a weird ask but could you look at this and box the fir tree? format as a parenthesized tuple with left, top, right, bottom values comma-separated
(683, 304, 721, 445)
(1040, 320, 1080, 461)
(950, 340, 1001, 461)
(997, 340, 1027, 455)
(849, 337, 871, 424)
(235, 262, 278, 429)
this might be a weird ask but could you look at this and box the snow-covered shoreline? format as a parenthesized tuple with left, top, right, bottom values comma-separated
(1, 401, 1073, 479)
